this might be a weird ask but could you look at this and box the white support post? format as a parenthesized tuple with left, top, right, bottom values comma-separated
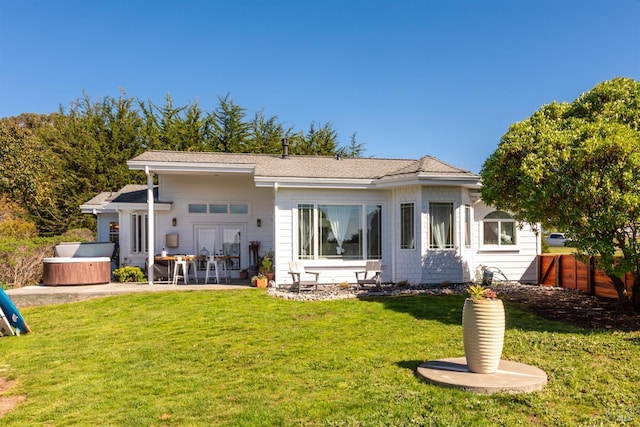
(146, 166, 155, 285)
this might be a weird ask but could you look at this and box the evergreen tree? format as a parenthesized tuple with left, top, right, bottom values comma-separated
(209, 94, 250, 152)
(246, 110, 290, 153)
(338, 132, 366, 158)
(0, 91, 362, 235)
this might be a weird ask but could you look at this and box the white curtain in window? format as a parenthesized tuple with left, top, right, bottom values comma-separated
(223, 229, 240, 255)
(324, 206, 352, 255)
(432, 204, 451, 249)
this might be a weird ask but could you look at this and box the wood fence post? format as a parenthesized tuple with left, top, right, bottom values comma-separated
(555, 255, 561, 287)
(587, 256, 594, 296)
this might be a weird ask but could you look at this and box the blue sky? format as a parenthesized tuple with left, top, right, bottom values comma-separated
(1, 1, 638, 173)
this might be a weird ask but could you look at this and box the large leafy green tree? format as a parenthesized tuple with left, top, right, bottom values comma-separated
(481, 77, 640, 310)
(0, 116, 60, 233)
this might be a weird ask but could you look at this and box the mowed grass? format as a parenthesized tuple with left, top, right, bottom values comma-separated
(544, 246, 577, 254)
(1, 289, 639, 426)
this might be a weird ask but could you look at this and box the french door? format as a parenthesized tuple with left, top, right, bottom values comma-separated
(195, 224, 245, 273)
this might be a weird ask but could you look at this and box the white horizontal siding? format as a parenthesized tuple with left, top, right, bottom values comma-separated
(112, 173, 539, 285)
(472, 202, 540, 283)
(275, 187, 391, 285)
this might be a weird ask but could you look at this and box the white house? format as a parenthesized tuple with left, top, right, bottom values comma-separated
(80, 148, 540, 285)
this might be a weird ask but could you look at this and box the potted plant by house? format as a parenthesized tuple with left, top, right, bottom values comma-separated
(260, 257, 274, 281)
(252, 273, 268, 289)
(239, 268, 249, 280)
(462, 284, 505, 374)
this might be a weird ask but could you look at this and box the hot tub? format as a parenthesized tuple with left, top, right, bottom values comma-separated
(42, 257, 112, 286)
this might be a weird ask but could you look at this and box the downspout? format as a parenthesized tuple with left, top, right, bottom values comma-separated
(146, 166, 155, 285)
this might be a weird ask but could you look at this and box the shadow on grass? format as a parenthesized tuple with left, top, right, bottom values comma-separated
(396, 359, 430, 380)
(357, 293, 587, 334)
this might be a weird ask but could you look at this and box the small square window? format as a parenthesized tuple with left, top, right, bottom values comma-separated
(230, 204, 248, 214)
(209, 204, 228, 214)
(188, 204, 207, 214)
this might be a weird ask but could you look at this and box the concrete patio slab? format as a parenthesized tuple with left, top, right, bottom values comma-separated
(417, 357, 547, 394)
(6, 282, 253, 308)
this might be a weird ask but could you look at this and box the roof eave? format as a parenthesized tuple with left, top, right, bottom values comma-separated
(374, 175, 482, 189)
(255, 177, 376, 189)
(109, 202, 173, 211)
(127, 160, 255, 174)
(80, 201, 173, 213)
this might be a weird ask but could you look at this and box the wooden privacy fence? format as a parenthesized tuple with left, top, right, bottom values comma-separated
(537, 254, 634, 300)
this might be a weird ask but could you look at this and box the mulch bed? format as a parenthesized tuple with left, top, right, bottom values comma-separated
(499, 284, 640, 332)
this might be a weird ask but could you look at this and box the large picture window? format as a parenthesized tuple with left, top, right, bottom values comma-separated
(400, 203, 415, 249)
(483, 211, 516, 246)
(320, 205, 362, 258)
(297, 203, 382, 260)
(430, 202, 454, 249)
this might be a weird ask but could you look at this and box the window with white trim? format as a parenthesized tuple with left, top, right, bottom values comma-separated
(464, 204, 471, 248)
(297, 203, 382, 260)
(188, 203, 249, 214)
(400, 203, 415, 249)
(109, 222, 119, 244)
(131, 213, 148, 253)
(429, 202, 454, 249)
(483, 211, 516, 246)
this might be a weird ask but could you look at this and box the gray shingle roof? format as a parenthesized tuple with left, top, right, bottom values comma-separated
(129, 150, 478, 180)
(81, 185, 160, 209)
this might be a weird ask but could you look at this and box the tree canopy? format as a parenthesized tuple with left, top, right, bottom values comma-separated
(0, 92, 363, 236)
(481, 77, 640, 310)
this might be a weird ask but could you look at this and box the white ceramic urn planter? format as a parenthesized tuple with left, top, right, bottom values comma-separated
(462, 298, 505, 374)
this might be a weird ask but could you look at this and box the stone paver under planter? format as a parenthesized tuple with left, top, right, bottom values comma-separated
(417, 357, 547, 394)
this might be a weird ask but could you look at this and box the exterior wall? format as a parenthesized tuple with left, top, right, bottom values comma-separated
(120, 173, 275, 276)
(159, 174, 275, 258)
(419, 186, 468, 284)
(274, 187, 392, 285)
(392, 185, 422, 284)
(459, 194, 476, 282)
(118, 210, 137, 267)
(97, 212, 118, 243)
(472, 202, 540, 283)
(107, 172, 539, 285)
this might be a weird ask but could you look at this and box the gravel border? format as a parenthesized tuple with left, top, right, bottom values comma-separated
(266, 281, 570, 301)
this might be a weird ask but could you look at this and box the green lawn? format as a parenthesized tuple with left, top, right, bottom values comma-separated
(543, 246, 577, 254)
(1, 289, 639, 426)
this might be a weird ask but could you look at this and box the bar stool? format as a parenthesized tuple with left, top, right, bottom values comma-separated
(187, 258, 198, 284)
(172, 256, 188, 285)
(204, 256, 227, 284)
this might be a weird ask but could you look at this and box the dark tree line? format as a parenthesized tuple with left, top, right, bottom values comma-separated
(0, 92, 365, 236)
